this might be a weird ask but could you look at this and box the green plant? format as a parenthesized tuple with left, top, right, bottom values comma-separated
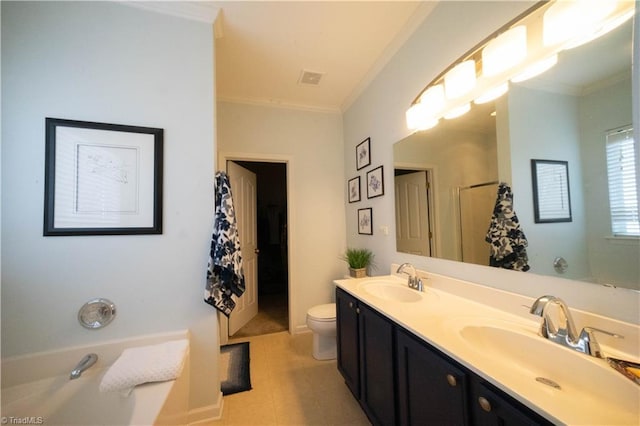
(341, 248, 375, 270)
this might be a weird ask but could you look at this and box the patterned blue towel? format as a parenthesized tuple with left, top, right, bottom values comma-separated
(205, 171, 245, 316)
(485, 182, 530, 272)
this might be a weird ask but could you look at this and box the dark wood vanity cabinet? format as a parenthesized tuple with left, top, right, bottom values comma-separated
(336, 287, 360, 397)
(470, 379, 552, 426)
(336, 286, 554, 426)
(396, 328, 470, 425)
(336, 287, 395, 426)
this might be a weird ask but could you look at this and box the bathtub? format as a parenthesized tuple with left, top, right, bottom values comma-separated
(1, 331, 190, 425)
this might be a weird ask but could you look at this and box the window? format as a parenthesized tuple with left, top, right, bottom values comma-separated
(606, 126, 639, 236)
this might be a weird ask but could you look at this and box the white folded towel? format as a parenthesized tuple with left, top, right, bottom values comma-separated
(99, 339, 189, 396)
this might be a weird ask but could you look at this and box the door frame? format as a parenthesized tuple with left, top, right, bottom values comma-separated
(217, 152, 294, 345)
(394, 161, 442, 258)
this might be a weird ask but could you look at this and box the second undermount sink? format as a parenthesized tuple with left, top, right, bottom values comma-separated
(446, 317, 640, 423)
(357, 277, 433, 303)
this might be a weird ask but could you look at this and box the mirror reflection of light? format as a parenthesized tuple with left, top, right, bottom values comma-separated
(543, 0, 618, 47)
(511, 54, 558, 83)
(443, 103, 471, 120)
(474, 83, 509, 104)
(563, 7, 635, 50)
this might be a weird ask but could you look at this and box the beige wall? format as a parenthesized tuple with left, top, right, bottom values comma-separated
(217, 101, 347, 331)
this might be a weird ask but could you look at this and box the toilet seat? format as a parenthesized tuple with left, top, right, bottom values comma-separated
(307, 303, 336, 322)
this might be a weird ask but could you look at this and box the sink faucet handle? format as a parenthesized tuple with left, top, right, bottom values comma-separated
(582, 326, 624, 339)
(579, 327, 623, 358)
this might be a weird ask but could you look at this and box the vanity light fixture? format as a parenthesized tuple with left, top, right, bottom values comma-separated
(444, 60, 476, 99)
(406, 103, 439, 131)
(419, 84, 446, 115)
(406, 0, 634, 133)
(482, 25, 527, 77)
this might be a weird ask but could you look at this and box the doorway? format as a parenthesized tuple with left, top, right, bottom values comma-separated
(231, 161, 289, 338)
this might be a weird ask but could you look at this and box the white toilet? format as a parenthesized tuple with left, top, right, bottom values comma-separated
(306, 303, 337, 360)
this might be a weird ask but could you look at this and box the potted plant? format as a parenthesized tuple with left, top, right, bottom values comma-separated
(342, 248, 375, 278)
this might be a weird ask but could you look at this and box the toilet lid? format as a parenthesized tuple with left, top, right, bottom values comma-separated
(308, 303, 336, 321)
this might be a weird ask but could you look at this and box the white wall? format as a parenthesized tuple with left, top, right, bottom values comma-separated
(1, 1, 219, 418)
(343, 1, 639, 324)
(507, 85, 590, 280)
(580, 76, 639, 289)
(217, 101, 346, 331)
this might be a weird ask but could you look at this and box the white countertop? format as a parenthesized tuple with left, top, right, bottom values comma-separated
(334, 272, 640, 425)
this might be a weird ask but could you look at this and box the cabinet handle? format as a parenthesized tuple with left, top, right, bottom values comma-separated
(446, 374, 457, 387)
(349, 301, 354, 308)
(356, 307, 360, 314)
(478, 396, 492, 412)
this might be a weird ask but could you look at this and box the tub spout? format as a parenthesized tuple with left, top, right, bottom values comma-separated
(70, 353, 98, 380)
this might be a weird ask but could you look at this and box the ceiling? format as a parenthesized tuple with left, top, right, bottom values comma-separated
(212, 1, 434, 113)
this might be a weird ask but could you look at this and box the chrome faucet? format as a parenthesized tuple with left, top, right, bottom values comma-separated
(529, 295, 622, 358)
(70, 353, 98, 380)
(396, 263, 424, 292)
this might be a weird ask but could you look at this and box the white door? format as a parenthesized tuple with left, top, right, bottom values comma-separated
(227, 161, 258, 335)
(395, 171, 431, 256)
(459, 183, 498, 266)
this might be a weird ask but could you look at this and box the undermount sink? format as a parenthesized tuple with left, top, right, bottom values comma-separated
(447, 317, 640, 422)
(357, 278, 428, 303)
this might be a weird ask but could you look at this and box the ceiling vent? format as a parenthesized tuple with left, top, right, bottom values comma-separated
(298, 70, 324, 86)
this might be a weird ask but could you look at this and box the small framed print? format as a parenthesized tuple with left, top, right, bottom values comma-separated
(366, 165, 384, 199)
(356, 137, 371, 170)
(44, 117, 163, 236)
(358, 208, 373, 235)
(531, 159, 572, 223)
(348, 176, 361, 203)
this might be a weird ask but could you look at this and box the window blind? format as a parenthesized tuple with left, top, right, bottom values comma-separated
(606, 127, 639, 236)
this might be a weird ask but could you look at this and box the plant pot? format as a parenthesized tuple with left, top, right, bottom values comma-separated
(349, 267, 367, 278)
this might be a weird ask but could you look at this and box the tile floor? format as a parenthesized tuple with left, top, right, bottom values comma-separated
(208, 331, 371, 426)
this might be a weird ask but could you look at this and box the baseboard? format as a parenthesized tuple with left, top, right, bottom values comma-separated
(293, 324, 310, 334)
(188, 391, 224, 425)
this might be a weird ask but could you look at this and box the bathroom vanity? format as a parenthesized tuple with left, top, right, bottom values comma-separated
(334, 273, 640, 425)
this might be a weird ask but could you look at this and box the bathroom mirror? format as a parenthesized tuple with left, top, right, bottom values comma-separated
(394, 16, 639, 290)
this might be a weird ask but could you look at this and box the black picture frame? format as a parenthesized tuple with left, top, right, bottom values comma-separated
(358, 207, 373, 235)
(531, 159, 572, 223)
(348, 176, 361, 203)
(366, 165, 384, 199)
(44, 117, 163, 236)
(356, 137, 371, 170)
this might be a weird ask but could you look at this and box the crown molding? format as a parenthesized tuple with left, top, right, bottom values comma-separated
(119, 1, 220, 24)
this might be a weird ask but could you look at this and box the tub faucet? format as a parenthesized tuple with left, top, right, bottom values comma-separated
(529, 295, 622, 358)
(70, 353, 98, 380)
(396, 263, 424, 291)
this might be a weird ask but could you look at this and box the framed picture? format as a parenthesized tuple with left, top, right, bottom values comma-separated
(358, 208, 373, 235)
(531, 159, 572, 223)
(366, 165, 384, 199)
(356, 137, 371, 170)
(348, 176, 361, 203)
(44, 117, 164, 236)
